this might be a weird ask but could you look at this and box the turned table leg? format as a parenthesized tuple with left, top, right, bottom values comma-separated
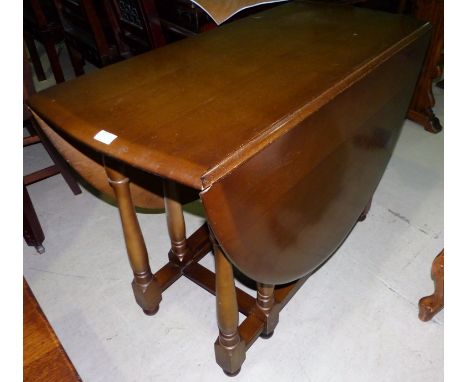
(257, 283, 279, 338)
(163, 179, 189, 264)
(212, 239, 246, 376)
(105, 161, 162, 315)
(419, 250, 444, 321)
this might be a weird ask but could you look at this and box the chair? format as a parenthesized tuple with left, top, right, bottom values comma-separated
(103, 0, 166, 57)
(24, 0, 66, 83)
(53, 0, 123, 76)
(406, 0, 444, 133)
(418, 250, 444, 321)
(23, 46, 82, 253)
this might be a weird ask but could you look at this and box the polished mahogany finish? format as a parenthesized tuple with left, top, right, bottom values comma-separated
(28, 1, 431, 373)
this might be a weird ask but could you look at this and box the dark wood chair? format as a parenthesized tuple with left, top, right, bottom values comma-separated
(406, 0, 444, 133)
(24, 0, 66, 83)
(53, 0, 123, 76)
(353, 0, 443, 133)
(53, 0, 168, 75)
(103, 0, 166, 57)
(23, 47, 81, 253)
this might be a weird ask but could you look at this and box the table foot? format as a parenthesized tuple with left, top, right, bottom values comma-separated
(223, 368, 242, 377)
(132, 278, 162, 315)
(260, 331, 274, 339)
(358, 197, 373, 222)
(215, 339, 246, 377)
(143, 306, 159, 316)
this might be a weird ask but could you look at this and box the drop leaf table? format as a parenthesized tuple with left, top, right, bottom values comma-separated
(28, 1, 430, 375)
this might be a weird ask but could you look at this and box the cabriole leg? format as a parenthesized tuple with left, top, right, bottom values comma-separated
(212, 239, 246, 376)
(419, 250, 444, 321)
(163, 179, 188, 263)
(105, 161, 161, 315)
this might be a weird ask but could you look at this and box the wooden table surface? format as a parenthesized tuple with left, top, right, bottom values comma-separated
(28, 1, 427, 190)
(28, 0, 430, 285)
(23, 279, 81, 381)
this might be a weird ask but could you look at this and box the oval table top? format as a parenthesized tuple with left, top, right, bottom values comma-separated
(28, 1, 428, 191)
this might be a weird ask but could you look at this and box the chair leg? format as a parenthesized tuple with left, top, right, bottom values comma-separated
(43, 41, 65, 83)
(23, 186, 45, 254)
(24, 34, 46, 81)
(105, 160, 162, 315)
(66, 42, 85, 77)
(29, 118, 81, 195)
(212, 238, 246, 376)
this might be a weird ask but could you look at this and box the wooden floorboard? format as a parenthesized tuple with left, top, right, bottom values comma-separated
(23, 278, 81, 381)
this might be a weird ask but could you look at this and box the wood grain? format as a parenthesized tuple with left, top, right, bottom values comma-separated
(23, 279, 81, 381)
(31, 110, 198, 209)
(201, 32, 430, 284)
(28, 1, 430, 190)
